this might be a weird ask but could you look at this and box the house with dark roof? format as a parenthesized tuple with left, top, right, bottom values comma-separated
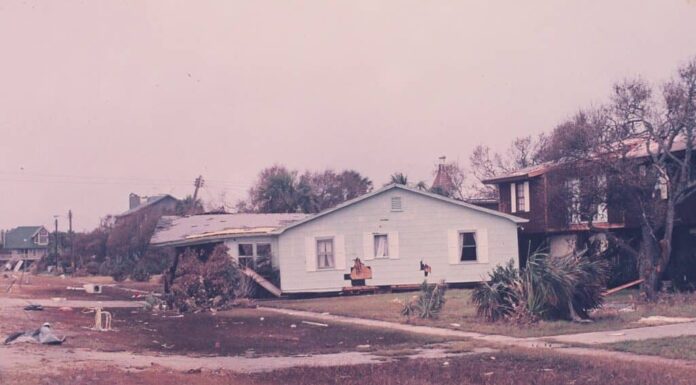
(115, 193, 179, 224)
(482, 137, 696, 267)
(151, 184, 527, 294)
(0, 226, 50, 263)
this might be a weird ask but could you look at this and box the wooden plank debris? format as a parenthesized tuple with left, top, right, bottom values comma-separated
(603, 279, 644, 296)
(242, 267, 282, 297)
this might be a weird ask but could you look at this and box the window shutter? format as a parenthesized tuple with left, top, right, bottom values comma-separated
(335, 235, 346, 270)
(388, 231, 399, 259)
(523, 181, 530, 212)
(363, 232, 374, 260)
(477, 229, 489, 263)
(305, 237, 317, 272)
(447, 230, 459, 264)
(510, 183, 517, 213)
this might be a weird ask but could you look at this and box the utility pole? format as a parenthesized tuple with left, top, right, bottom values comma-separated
(53, 216, 59, 272)
(68, 210, 74, 270)
(190, 175, 204, 214)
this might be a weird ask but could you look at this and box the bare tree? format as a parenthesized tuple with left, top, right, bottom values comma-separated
(547, 58, 696, 299)
(469, 135, 546, 198)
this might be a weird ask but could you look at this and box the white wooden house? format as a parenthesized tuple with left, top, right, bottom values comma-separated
(150, 184, 527, 294)
(274, 184, 526, 293)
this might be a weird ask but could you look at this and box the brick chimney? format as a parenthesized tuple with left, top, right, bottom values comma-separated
(129, 193, 141, 210)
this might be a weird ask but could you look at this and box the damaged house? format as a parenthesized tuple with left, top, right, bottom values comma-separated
(150, 184, 526, 294)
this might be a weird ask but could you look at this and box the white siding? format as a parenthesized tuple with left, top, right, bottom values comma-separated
(277, 189, 520, 293)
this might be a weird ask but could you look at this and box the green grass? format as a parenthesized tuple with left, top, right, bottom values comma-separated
(600, 336, 696, 361)
(264, 289, 696, 338)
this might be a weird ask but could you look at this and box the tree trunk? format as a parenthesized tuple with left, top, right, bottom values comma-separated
(638, 224, 661, 301)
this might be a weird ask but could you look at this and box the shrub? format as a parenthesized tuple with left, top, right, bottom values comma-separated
(472, 251, 609, 323)
(169, 245, 242, 312)
(130, 262, 151, 282)
(471, 260, 523, 321)
(401, 280, 447, 320)
(85, 261, 100, 275)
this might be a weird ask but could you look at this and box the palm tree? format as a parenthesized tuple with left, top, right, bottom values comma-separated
(389, 172, 409, 185)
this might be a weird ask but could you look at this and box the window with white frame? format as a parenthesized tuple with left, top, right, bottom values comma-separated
(37, 230, 48, 246)
(373, 234, 389, 258)
(316, 238, 335, 269)
(460, 232, 477, 261)
(516, 183, 526, 212)
(238, 243, 254, 268)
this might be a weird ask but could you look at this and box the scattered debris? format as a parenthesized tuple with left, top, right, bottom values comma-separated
(67, 286, 86, 291)
(24, 304, 44, 311)
(83, 283, 102, 294)
(301, 320, 329, 327)
(603, 279, 644, 296)
(92, 307, 113, 331)
(4, 323, 66, 345)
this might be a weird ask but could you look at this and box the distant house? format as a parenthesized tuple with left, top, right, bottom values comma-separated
(0, 226, 50, 264)
(115, 193, 179, 224)
(151, 184, 526, 294)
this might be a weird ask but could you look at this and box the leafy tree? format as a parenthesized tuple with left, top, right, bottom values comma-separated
(241, 165, 373, 214)
(245, 166, 299, 213)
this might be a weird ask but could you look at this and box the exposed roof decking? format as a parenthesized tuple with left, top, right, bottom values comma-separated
(150, 213, 308, 247)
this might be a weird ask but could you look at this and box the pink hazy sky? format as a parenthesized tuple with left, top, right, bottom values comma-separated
(1, 1, 695, 231)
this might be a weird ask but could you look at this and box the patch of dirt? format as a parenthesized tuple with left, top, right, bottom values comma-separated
(1, 274, 160, 301)
(1, 306, 450, 357)
(5, 349, 696, 385)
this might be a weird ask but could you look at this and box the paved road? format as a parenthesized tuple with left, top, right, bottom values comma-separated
(0, 297, 146, 309)
(546, 321, 696, 345)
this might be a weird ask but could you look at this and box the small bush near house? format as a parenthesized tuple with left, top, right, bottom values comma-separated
(130, 261, 151, 282)
(168, 245, 243, 312)
(472, 251, 609, 323)
(401, 280, 447, 320)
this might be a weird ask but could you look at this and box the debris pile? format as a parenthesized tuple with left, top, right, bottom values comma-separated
(4, 323, 66, 345)
(168, 245, 244, 312)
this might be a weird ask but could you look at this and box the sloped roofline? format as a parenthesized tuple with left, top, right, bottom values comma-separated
(115, 194, 177, 218)
(274, 184, 527, 235)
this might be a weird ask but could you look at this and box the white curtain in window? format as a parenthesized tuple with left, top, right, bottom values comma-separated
(374, 235, 388, 257)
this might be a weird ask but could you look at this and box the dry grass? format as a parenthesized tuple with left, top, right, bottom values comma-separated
(264, 289, 696, 337)
(600, 335, 696, 361)
(7, 349, 696, 385)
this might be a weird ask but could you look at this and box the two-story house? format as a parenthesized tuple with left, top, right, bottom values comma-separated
(0, 226, 50, 266)
(482, 138, 696, 273)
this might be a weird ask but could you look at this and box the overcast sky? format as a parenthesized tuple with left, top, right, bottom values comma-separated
(1, 1, 695, 231)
